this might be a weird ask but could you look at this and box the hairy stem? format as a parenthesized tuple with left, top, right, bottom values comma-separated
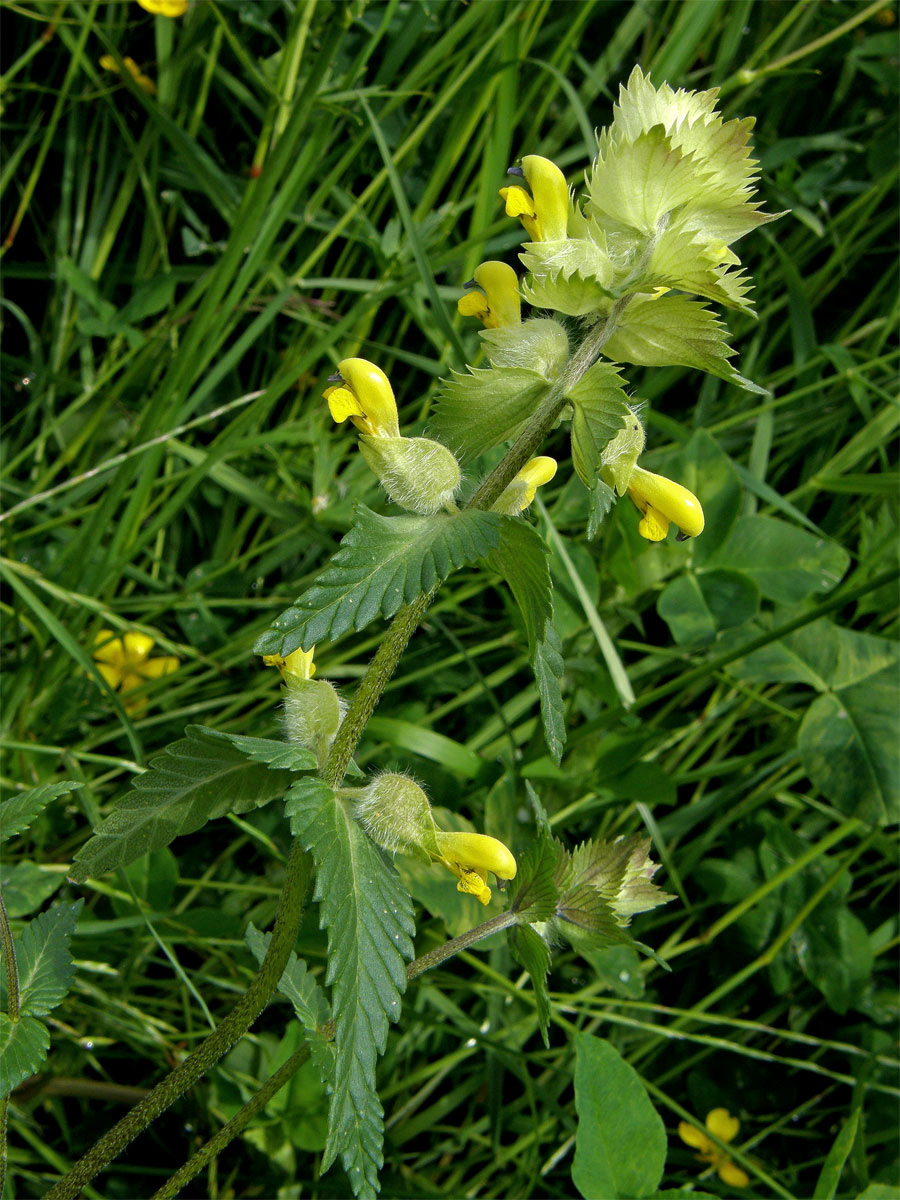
(0, 894, 17, 1196)
(148, 1045, 312, 1200)
(47, 304, 621, 1197)
(406, 911, 519, 980)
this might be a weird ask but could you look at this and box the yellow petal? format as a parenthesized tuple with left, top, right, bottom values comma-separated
(628, 465, 704, 540)
(336, 358, 400, 438)
(435, 831, 517, 881)
(93, 629, 125, 664)
(457, 290, 490, 321)
(521, 154, 569, 241)
(500, 184, 536, 221)
(494, 456, 557, 515)
(706, 1108, 740, 1143)
(718, 1161, 749, 1188)
(95, 662, 122, 689)
(282, 646, 316, 680)
(139, 655, 180, 679)
(122, 631, 155, 662)
(120, 672, 145, 693)
(638, 504, 670, 541)
(454, 866, 492, 906)
(326, 385, 367, 426)
(678, 1121, 713, 1152)
(471, 261, 521, 328)
(99, 55, 118, 72)
(137, 0, 189, 15)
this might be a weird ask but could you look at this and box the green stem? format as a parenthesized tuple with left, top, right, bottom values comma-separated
(148, 1045, 312, 1200)
(0, 893, 18, 1196)
(46, 302, 621, 1197)
(406, 911, 518, 981)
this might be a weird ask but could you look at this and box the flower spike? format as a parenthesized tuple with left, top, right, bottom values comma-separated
(457, 261, 521, 328)
(500, 155, 569, 242)
(324, 357, 400, 438)
(626, 464, 704, 541)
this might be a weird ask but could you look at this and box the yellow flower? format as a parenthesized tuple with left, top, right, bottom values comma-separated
(137, 0, 188, 15)
(93, 629, 179, 713)
(323, 357, 400, 438)
(457, 261, 521, 328)
(99, 54, 156, 95)
(433, 831, 517, 906)
(499, 154, 569, 242)
(626, 464, 704, 542)
(494, 456, 557, 515)
(678, 1108, 750, 1189)
(263, 646, 316, 680)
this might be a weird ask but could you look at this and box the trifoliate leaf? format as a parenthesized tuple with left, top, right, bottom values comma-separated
(0, 1014, 50, 1097)
(508, 924, 552, 1047)
(487, 519, 566, 763)
(254, 506, 503, 657)
(71, 727, 295, 880)
(202, 730, 318, 772)
(7, 901, 82, 1018)
(565, 363, 632, 489)
(0, 781, 79, 844)
(479, 317, 569, 378)
(245, 923, 334, 1079)
(588, 126, 713, 235)
(286, 778, 415, 1199)
(603, 294, 768, 394)
(431, 365, 548, 463)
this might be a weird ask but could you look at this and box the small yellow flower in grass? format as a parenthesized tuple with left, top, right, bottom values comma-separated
(494, 456, 557, 515)
(457, 261, 521, 328)
(434, 831, 517, 906)
(678, 1108, 749, 1188)
(99, 54, 157, 95)
(324, 357, 400, 438)
(263, 646, 316, 680)
(137, 0, 189, 15)
(500, 154, 569, 242)
(626, 464, 705, 542)
(93, 629, 179, 713)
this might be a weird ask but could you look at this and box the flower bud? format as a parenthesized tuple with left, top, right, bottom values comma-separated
(493, 456, 557, 515)
(354, 772, 440, 858)
(282, 676, 344, 769)
(359, 434, 461, 514)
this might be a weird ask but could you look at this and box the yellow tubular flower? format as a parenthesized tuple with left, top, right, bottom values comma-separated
(626, 464, 704, 542)
(99, 55, 157, 95)
(457, 261, 521, 328)
(93, 629, 179, 713)
(434, 831, 517, 906)
(678, 1108, 749, 1188)
(137, 0, 189, 15)
(323, 357, 400, 438)
(263, 646, 316, 680)
(499, 154, 569, 242)
(494, 456, 557, 515)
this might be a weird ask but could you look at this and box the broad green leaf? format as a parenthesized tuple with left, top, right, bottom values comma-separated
(431, 365, 547, 462)
(10, 901, 82, 1018)
(286, 778, 415, 1199)
(245, 924, 334, 1079)
(565, 362, 632, 489)
(602, 294, 768, 393)
(511, 836, 560, 924)
(203, 729, 318, 772)
(0, 781, 79, 844)
(572, 1033, 666, 1199)
(71, 727, 295, 880)
(254, 506, 503, 657)
(488, 519, 566, 763)
(711, 515, 849, 604)
(657, 569, 760, 645)
(0, 1014, 50, 1097)
(508, 924, 552, 1047)
(0, 862, 64, 918)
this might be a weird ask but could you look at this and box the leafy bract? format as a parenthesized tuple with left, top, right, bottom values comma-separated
(522, 270, 613, 318)
(286, 778, 415, 1198)
(488, 519, 566, 762)
(431, 366, 547, 463)
(479, 317, 569, 376)
(0, 781, 80, 844)
(565, 362, 632, 488)
(255, 506, 503, 657)
(71, 727, 295, 880)
(602, 294, 768, 393)
(572, 1033, 666, 1199)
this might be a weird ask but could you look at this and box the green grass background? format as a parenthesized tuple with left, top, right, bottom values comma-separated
(1, 0, 898, 1196)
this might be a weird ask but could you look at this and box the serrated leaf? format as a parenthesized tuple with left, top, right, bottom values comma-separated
(71, 727, 295, 880)
(522, 270, 614, 318)
(254, 506, 503, 658)
(479, 317, 569, 377)
(431, 365, 547, 463)
(587, 478, 617, 540)
(603, 294, 767, 393)
(0, 1013, 50, 1097)
(487, 519, 566, 763)
(286, 777, 415, 1199)
(203, 730, 318, 772)
(521, 236, 615, 289)
(508, 923, 552, 1047)
(649, 219, 756, 313)
(4, 901, 82, 1019)
(511, 836, 560, 923)
(565, 363, 632, 489)
(245, 923, 334, 1079)
(0, 781, 79, 844)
